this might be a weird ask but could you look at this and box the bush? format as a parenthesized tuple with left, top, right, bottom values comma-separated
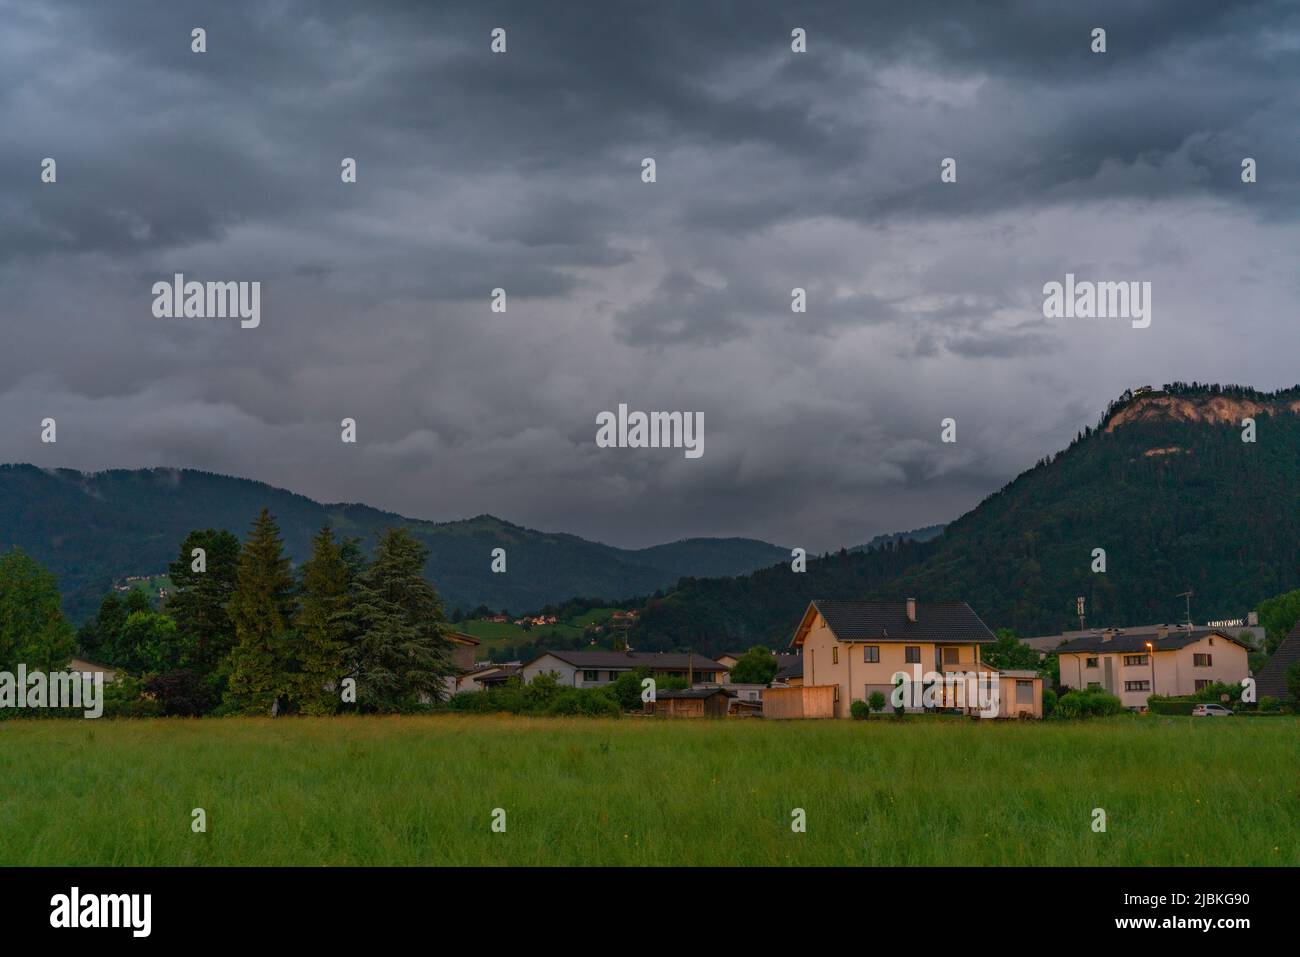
(868, 690, 886, 714)
(444, 677, 621, 718)
(1041, 688, 1058, 717)
(144, 670, 217, 717)
(1147, 696, 1196, 716)
(1258, 696, 1281, 713)
(1055, 689, 1123, 718)
(101, 675, 161, 718)
(544, 687, 620, 717)
(607, 667, 653, 711)
(850, 699, 869, 720)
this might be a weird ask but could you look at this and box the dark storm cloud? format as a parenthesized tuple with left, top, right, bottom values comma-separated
(1, 0, 1298, 552)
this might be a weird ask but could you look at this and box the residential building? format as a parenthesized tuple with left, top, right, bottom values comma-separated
(1055, 625, 1249, 709)
(466, 663, 523, 690)
(789, 598, 1004, 718)
(1024, 616, 1264, 659)
(774, 652, 802, 686)
(441, 632, 481, 697)
(66, 658, 119, 684)
(521, 650, 726, 687)
(1255, 622, 1300, 704)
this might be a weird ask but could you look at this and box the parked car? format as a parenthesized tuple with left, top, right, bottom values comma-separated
(1192, 703, 1233, 717)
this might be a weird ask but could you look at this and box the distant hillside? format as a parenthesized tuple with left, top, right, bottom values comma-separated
(853, 524, 945, 551)
(627, 383, 1300, 654)
(0, 465, 787, 622)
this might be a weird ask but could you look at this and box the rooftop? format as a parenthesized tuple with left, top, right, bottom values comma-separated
(794, 600, 995, 646)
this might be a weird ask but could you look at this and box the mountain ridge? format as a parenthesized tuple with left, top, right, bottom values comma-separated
(0, 463, 789, 622)
(624, 384, 1300, 654)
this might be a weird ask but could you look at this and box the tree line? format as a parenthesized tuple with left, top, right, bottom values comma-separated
(4, 509, 455, 716)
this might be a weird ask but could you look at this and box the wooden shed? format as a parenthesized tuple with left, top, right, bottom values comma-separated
(763, 684, 836, 719)
(649, 687, 734, 718)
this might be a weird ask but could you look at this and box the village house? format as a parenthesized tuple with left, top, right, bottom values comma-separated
(440, 632, 481, 697)
(773, 652, 802, 686)
(1246, 621, 1299, 705)
(458, 663, 523, 691)
(520, 649, 727, 688)
(784, 598, 1014, 718)
(66, 658, 120, 684)
(1054, 625, 1250, 710)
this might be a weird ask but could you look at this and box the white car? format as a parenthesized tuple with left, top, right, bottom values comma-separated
(1192, 703, 1233, 717)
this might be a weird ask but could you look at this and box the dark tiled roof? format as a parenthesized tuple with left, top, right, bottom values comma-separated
(1256, 624, 1300, 701)
(532, 650, 726, 671)
(807, 600, 995, 644)
(1056, 627, 1246, 655)
(775, 653, 803, 678)
(475, 664, 522, 682)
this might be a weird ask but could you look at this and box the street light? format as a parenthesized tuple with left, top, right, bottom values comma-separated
(1145, 640, 1156, 707)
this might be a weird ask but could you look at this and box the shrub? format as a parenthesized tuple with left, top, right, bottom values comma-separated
(607, 667, 652, 711)
(1148, 696, 1196, 716)
(544, 687, 620, 717)
(868, 690, 886, 714)
(144, 670, 217, 717)
(101, 674, 161, 718)
(850, 699, 869, 720)
(1055, 689, 1123, 718)
(1041, 688, 1057, 717)
(1258, 696, 1281, 713)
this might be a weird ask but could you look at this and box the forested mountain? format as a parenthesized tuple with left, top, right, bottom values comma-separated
(0, 465, 786, 622)
(627, 384, 1300, 654)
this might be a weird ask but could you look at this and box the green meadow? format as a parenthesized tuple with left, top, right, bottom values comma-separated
(1, 715, 1295, 866)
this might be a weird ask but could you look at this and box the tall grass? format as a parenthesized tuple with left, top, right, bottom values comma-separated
(0, 715, 1295, 866)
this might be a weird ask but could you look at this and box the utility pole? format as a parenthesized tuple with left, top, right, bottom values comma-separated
(1176, 590, 1193, 629)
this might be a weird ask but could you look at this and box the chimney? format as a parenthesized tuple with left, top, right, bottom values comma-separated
(906, 598, 917, 623)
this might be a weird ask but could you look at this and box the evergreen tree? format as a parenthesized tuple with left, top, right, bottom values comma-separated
(0, 549, 75, 672)
(349, 528, 453, 711)
(225, 510, 297, 714)
(77, 591, 127, 661)
(293, 526, 354, 715)
(167, 529, 240, 686)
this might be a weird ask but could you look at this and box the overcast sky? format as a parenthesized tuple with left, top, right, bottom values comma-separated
(2, 0, 1297, 551)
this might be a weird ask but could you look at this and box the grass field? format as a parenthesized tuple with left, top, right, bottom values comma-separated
(1, 715, 1296, 866)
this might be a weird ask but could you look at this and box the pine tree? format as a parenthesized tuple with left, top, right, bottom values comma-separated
(225, 510, 296, 714)
(167, 528, 240, 687)
(293, 526, 353, 715)
(349, 528, 452, 711)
